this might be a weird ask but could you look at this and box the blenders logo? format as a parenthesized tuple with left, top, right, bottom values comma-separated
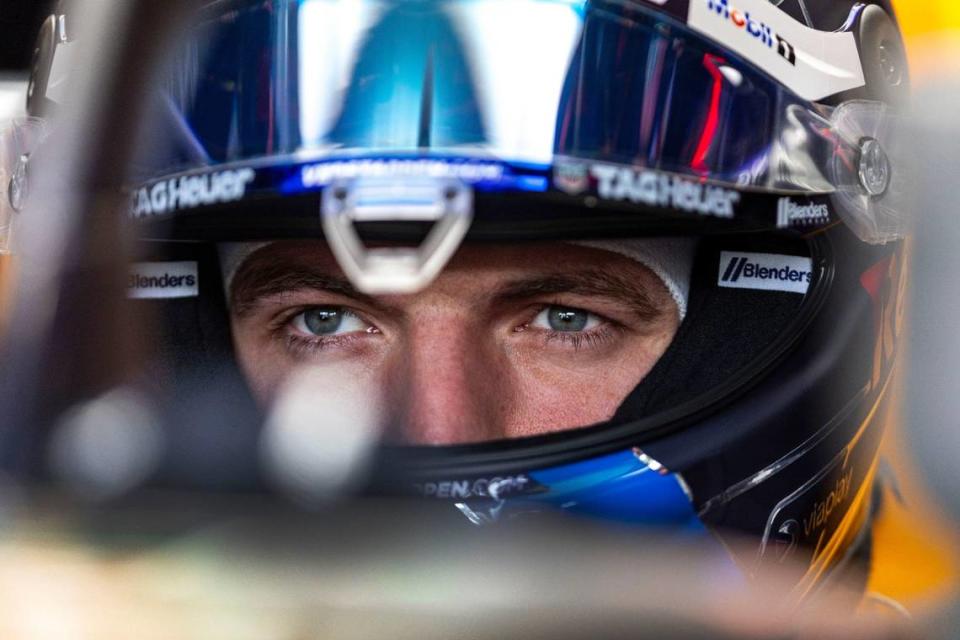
(718, 251, 812, 294)
(591, 164, 740, 218)
(128, 261, 199, 299)
(131, 168, 256, 218)
(777, 197, 830, 228)
(706, 0, 796, 65)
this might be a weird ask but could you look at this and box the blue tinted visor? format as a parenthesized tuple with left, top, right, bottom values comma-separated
(136, 0, 852, 194)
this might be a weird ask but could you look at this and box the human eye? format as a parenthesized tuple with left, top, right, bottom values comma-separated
(290, 306, 368, 338)
(276, 305, 380, 358)
(523, 304, 621, 351)
(530, 305, 602, 333)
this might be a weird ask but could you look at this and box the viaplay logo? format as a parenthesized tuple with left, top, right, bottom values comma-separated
(706, 0, 796, 66)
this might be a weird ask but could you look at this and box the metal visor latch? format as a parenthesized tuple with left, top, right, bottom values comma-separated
(321, 177, 473, 294)
(857, 137, 891, 197)
(828, 100, 907, 245)
(8, 154, 29, 213)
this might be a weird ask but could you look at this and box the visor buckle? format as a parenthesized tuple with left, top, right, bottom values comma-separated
(8, 154, 30, 213)
(321, 177, 473, 294)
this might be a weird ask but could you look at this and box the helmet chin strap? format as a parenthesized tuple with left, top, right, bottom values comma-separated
(218, 237, 697, 321)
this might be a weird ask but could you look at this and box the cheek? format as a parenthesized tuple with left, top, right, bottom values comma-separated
(506, 362, 641, 437)
(234, 328, 380, 409)
(505, 328, 677, 438)
(230, 317, 385, 407)
(230, 319, 288, 404)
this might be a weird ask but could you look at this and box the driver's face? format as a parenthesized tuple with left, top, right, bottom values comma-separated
(229, 241, 680, 445)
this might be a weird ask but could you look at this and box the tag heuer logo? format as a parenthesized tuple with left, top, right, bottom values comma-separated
(554, 162, 589, 195)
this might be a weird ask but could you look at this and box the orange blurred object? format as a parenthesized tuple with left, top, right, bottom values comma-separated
(896, 2, 960, 81)
(0, 252, 14, 334)
(863, 353, 960, 614)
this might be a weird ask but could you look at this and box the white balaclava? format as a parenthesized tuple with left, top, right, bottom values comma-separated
(572, 239, 696, 321)
(220, 238, 697, 321)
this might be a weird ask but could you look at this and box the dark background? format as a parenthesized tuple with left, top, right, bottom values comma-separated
(0, 0, 52, 71)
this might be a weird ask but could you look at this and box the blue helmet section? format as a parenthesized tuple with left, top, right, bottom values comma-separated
(447, 448, 742, 576)
(450, 448, 707, 534)
(528, 450, 703, 530)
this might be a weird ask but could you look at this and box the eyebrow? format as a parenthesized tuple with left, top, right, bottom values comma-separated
(494, 269, 666, 322)
(231, 262, 668, 321)
(230, 262, 381, 317)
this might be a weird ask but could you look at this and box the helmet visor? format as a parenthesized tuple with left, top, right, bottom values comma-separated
(135, 0, 854, 198)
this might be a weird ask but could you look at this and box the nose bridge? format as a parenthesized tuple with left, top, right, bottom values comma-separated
(389, 310, 505, 445)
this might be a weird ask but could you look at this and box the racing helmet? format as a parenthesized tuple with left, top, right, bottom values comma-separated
(20, 0, 912, 598)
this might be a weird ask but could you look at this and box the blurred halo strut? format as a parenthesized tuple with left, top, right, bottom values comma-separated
(0, 0, 193, 473)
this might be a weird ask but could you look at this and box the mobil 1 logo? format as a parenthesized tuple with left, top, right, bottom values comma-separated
(718, 251, 812, 294)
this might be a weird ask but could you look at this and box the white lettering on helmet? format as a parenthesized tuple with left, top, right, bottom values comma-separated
(718, 251, 812, 294)
(591, 164, 740, 218)
(414, 474, 532, 500)
(131, 168, 256, 218)
(128, 261, 199, 299)
(776, 197, 831, 228)
(301, 159, 504, 188)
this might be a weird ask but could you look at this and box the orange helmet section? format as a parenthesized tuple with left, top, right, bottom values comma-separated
(896, 2, 960, 81)
(897, 3, 960, 37)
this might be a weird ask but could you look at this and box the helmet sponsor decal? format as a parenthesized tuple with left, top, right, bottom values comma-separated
(718, 251, 811, 294)
(553, 161, 590, 196)
(414, 474, 538, 500)
(703, 0, 796, 65)
(300, 158, 506, 189)
(128, 261, 199, 299)
(755, 393, 886, 582)
(590, 163, 740, 218)
(687, 0, 865, 101)
(776, 197, 831, 229)
(131, 168, 256, 218)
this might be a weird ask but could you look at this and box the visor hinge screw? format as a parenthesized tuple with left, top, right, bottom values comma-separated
(8, 154, 29, 212)
(858, 137, 891, 197)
